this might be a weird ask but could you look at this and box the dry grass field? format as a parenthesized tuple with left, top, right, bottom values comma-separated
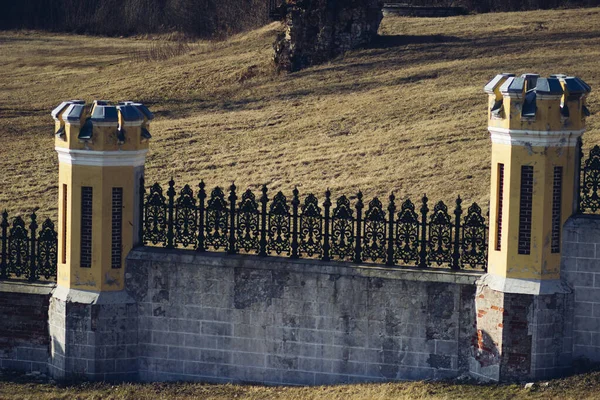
(1, 8, 600, 220)
(3, 370, 600, 399)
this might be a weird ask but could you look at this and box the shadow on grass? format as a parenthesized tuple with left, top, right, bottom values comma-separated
(370, 34, 464, 49)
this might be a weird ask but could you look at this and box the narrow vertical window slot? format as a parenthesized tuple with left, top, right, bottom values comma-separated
(518, 166, 534, 255)
(62, 184, 67, 264)
(111, 188, 123, 269)
(80, 187, 93, 268)
(551, 167, 563, 253)
(495, 163, 505, 251)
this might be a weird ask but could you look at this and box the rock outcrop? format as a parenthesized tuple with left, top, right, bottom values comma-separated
(273, 0, 383, 72)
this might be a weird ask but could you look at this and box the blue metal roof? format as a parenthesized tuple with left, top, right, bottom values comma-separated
(535, 78, 563, 95)
(91, 104, 118, 122)
(500, 77, 525, 94)
(63, 104, 86, 122)
(117, 105, 144, 122)
(132, 103, 154, 120)
(563, 77, 588, 94)
(521, 90, 537, 118)
(78, 118, 93, 140)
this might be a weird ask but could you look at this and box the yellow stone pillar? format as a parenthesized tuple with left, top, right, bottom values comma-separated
(484, 73, 591, 293)
(51, 100, 153, 291)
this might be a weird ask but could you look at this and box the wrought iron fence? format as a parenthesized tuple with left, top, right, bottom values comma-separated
(141, 177, 489, 270)
(579, 144, 600, 214)
(2, 141, 599, 283)
(0, 211, 58, 282)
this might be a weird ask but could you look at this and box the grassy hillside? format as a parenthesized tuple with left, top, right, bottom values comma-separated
(1, 7, 599, 219)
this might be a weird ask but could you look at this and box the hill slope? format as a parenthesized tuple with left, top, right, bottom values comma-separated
(1, 8, 599, 218)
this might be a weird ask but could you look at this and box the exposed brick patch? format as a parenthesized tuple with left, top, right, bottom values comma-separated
(473, 287, 502, 369)
(499, 293, 533, 380)
(472, 285, 570, 381)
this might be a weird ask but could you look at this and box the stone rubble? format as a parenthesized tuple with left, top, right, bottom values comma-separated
(273, 0, 383, 72)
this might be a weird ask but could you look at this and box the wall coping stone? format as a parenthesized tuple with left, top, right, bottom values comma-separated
(0, 281, 55, 296)
(128, 247, 483, 285)
(52, 286, 135, 305)
(564, 214, 600, 232)
(478, 273, 572, 295)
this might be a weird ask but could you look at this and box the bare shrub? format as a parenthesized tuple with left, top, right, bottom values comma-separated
(2, 0, 599, 36)
(0, 0, 270, 38)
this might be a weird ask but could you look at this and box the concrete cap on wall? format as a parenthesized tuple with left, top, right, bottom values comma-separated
(51, 100, 85, 121)
(499, 77, 526, 95)
(484, 73, 515, 94)
(63, 103, 87, 123)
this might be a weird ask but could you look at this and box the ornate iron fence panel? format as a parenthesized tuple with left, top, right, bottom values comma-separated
(461, 203, 487, 269)
(205, 187, 229, 251)
(144, 183, 168, 246)
(140, 179, 489, 270)
(299, 194, 322, 258)
(174, 185, 198, 248)
(394, 199, 420, 265)
(8, 216, 30, 278)
(37, 218, 58, 280)
(428, 201, 453, 266)
(362, 197, 387, 262)
(268, 191, 291, 255)
(0, 212, 57, 282)
(581, 145, 600, 213)
(330, 195, 355, 261)
(237, 189, 260, 254)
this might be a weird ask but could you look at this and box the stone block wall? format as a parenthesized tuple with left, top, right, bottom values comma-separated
(0, 282, 53, 374)
(126, 248, 480, 385)
(48, 288, 139, 381)
(562, 216, 600, 362)
(5, 216, 600, 384)
(470, 283, 572, 382)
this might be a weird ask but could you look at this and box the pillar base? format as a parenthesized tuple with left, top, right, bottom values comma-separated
(48, 287, 138, 381)
(470, 274, 574, 382)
